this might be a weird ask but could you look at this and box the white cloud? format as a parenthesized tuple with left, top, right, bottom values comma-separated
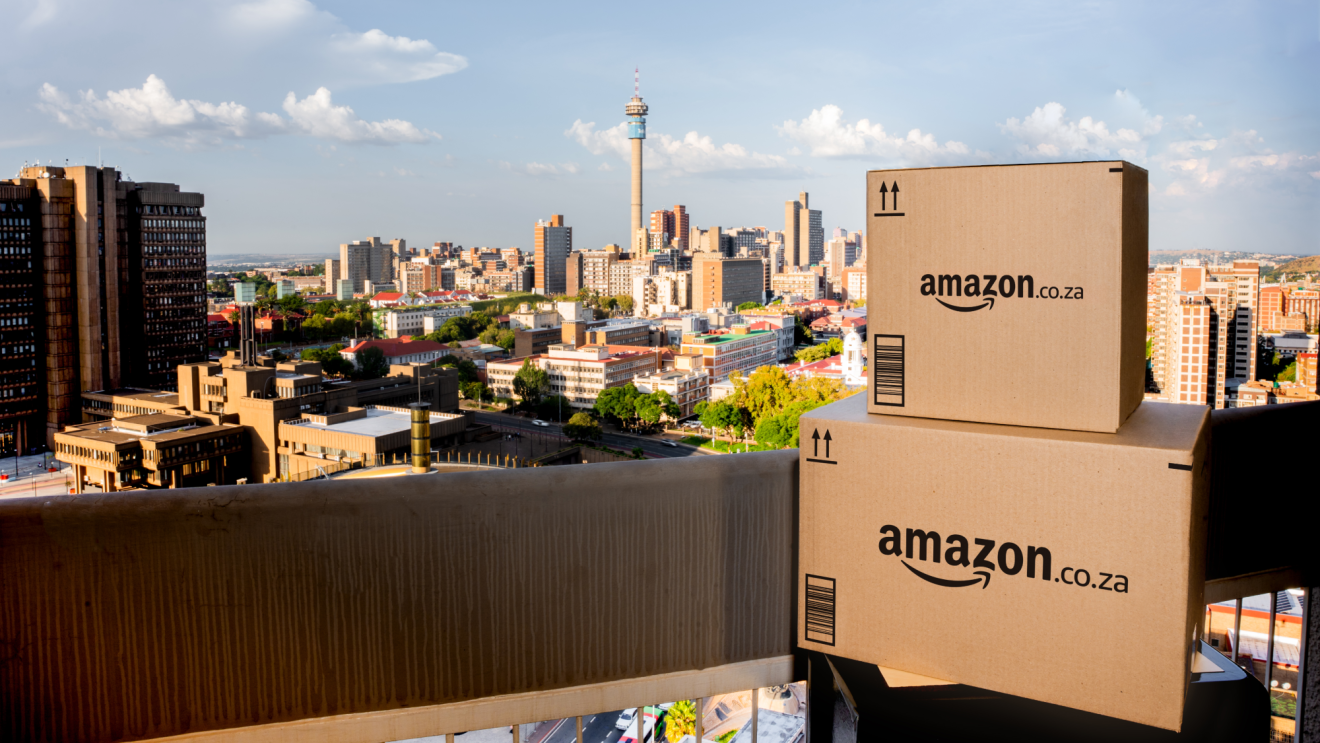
(281, 87, 436, 144)
(330, 29, 468, 85)
(19, 0, 59, 31)
(566, 120, 801, 178)
(38, 75, 436, 146)
(999, 101, 1148, 160)
(777, 105, 970, 164)
(499, 161, 582, 177)
(597, 162, 612, 171)
(222, 0, 467, 87)
(1153, 129, 1319, 196)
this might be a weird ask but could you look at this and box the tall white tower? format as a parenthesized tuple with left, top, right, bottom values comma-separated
(625, 69, 649, 251)
(843, 329, 865, 387)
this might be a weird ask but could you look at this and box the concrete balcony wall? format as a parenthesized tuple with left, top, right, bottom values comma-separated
(0, 451, 798, 742)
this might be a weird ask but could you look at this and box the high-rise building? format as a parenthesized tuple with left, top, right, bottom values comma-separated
(1147, 260, 1259, 408)
(784, 193, 805, 268)
(0, 165, 209, 453)
(691, 255, 763, 311)
(626, 70, 649, 251)
(335, 237, 395, 294)
(534, 215, 572, 296)
(801, 206, 824, 266)
(673, 205, 689, 250)
(824, 237, 856, 280)
(649, 209, 674, 247)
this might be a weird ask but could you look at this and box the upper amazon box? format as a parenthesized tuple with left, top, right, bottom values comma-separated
(798, 393, 1210, 731)
(866, 161, 1148, 432)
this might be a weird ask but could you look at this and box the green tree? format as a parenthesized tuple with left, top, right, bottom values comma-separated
(312, 299, 340, 317)
(330, 313, 357, 338)
(664, 701, 698, 743)
(353, 346, 390, 380)
(699, 399, 745, 442)
(794, 316, 814, 346)
(301, 344, 352, 376)
(460, 381, 488, 402)
(614, 294, 635, 314)
(495, 329, 516, 352)
(795, 337, 843, 363)
(512, 358, 549, 410)
(735, 301, 763, 312)
(563, 412, 602, 441)
(537, 394, 572, 422)
(735, 366, 795, 424)
(595, 383, 641, 429)
(208, 278, 233, 296)
(754, 399, 823, 449)
(278, 294, 307, 314)
(302, 314, 328, 340)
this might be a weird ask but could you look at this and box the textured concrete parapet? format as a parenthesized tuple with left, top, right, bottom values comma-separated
(0, 450, 798, 742)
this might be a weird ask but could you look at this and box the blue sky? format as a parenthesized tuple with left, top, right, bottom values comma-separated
(3, 0, 1317, 255)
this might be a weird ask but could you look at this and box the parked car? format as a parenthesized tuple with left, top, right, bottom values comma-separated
(532, 419, 549, 427)
(661, 441, 678, 448)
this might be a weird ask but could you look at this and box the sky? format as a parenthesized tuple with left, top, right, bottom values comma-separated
(2, 0, 1317, 256)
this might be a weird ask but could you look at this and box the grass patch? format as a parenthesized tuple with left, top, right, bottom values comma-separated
(681, 435, 777, 453)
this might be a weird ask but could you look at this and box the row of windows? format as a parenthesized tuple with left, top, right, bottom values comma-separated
(143, 219, 203, 229)
(137, 205, 200, 216)
(145, 258, 204, 268)
(0, 203, 25, 213)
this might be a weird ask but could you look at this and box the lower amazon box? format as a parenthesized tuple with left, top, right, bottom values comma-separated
(798, 395, 1210, 731)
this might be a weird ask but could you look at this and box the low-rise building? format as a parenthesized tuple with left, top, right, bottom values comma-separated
(61, 353, 460, 486)
(771, 271, 824, 301)
(744, 316, 796, 362)
(680, 326, 779, 381)
(487, 344, 664, 409)
(341, 338, 451, 368)
(1228, 379, 1320, 407)
(633, 356, 708, 419)
(277, 405, 470, 479)
(373, 303, 473, 338)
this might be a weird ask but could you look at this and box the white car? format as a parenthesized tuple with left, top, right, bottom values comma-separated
(531, 419, 549, 427)
(616, 708, 636, 731)
(661, 441, 678, 448)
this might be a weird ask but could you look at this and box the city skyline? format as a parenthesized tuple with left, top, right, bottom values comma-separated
(3, 0, 1316, 256)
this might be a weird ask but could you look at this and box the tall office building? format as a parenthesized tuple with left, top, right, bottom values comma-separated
(692, 255, 764, 311)
(650, 209, 674, 247)
(673, 205, 689, 250)
(1147, 260, 1260, 408)
(328, 237, 395, 294)
(823, 237, 856, 280)
(0, 165, 208, 453)
(784, 192, 820, 267)
(534, 215, 573, 296)
(626, 70, 649, 251)
(800, 205, 823, 266)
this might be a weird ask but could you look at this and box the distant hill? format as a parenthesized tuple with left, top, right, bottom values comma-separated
(1149, 250, 1309, 268)
(1275, 255, 1320, 274)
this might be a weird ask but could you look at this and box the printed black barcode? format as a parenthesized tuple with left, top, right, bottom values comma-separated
(804, 574, 836, 646)
(873, 335, 905, 407)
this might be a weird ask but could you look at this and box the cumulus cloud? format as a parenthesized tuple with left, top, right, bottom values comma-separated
(777, 105, 970, 164)
(566, 120, 801, 178)
(1153, 129, 1320, 196)
(499, 161, 581, 177)
(281, 87, 436, 143)
(998, 101, 1148, 160)
(223, 0, 467, 87)
(38, 75, 435, 146)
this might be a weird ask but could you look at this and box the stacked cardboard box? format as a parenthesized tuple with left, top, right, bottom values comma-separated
(798, 162, 1212, 731)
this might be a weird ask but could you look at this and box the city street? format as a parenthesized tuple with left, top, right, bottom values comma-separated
(539, 712, 625, 743)
(471, 412, 712, 460)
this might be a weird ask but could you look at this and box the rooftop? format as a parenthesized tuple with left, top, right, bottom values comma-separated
(284, 407, 462, 438)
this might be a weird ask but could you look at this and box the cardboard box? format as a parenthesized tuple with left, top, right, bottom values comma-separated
(866, 161, 1148, 432)
(798, 393, 1209, 731)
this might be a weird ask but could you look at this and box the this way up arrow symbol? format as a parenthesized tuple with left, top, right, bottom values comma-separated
(823, 430, 832, 458)
(879, 182, 888, 211)
(811, 428, 820, 457)
(891, 182, 899, 210)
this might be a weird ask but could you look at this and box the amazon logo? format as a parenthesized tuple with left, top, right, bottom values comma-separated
(919, 273, 1037, 312)
(878, 524, 1129, 594)
(879, 525, 1050, 590)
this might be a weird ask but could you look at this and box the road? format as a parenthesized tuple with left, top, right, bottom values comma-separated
(472, 412, 712, 460)
(539, 712, 626, 743)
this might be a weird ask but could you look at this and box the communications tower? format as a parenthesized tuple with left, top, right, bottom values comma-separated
(626, 69, 648, 250)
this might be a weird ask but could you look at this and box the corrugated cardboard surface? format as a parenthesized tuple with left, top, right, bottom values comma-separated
(0, 452, 797, 743)
(866, 161, 1147, 432)
(798, 394, 1209, 730)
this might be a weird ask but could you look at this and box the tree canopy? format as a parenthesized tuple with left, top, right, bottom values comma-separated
(300, 344, 352, 376)
(795, 337, 844, 363)
(736, 301, 764, 312)
(352, 346, 390, 380)
(512, 359, 549, 409)
(563, 412, 603, 441)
